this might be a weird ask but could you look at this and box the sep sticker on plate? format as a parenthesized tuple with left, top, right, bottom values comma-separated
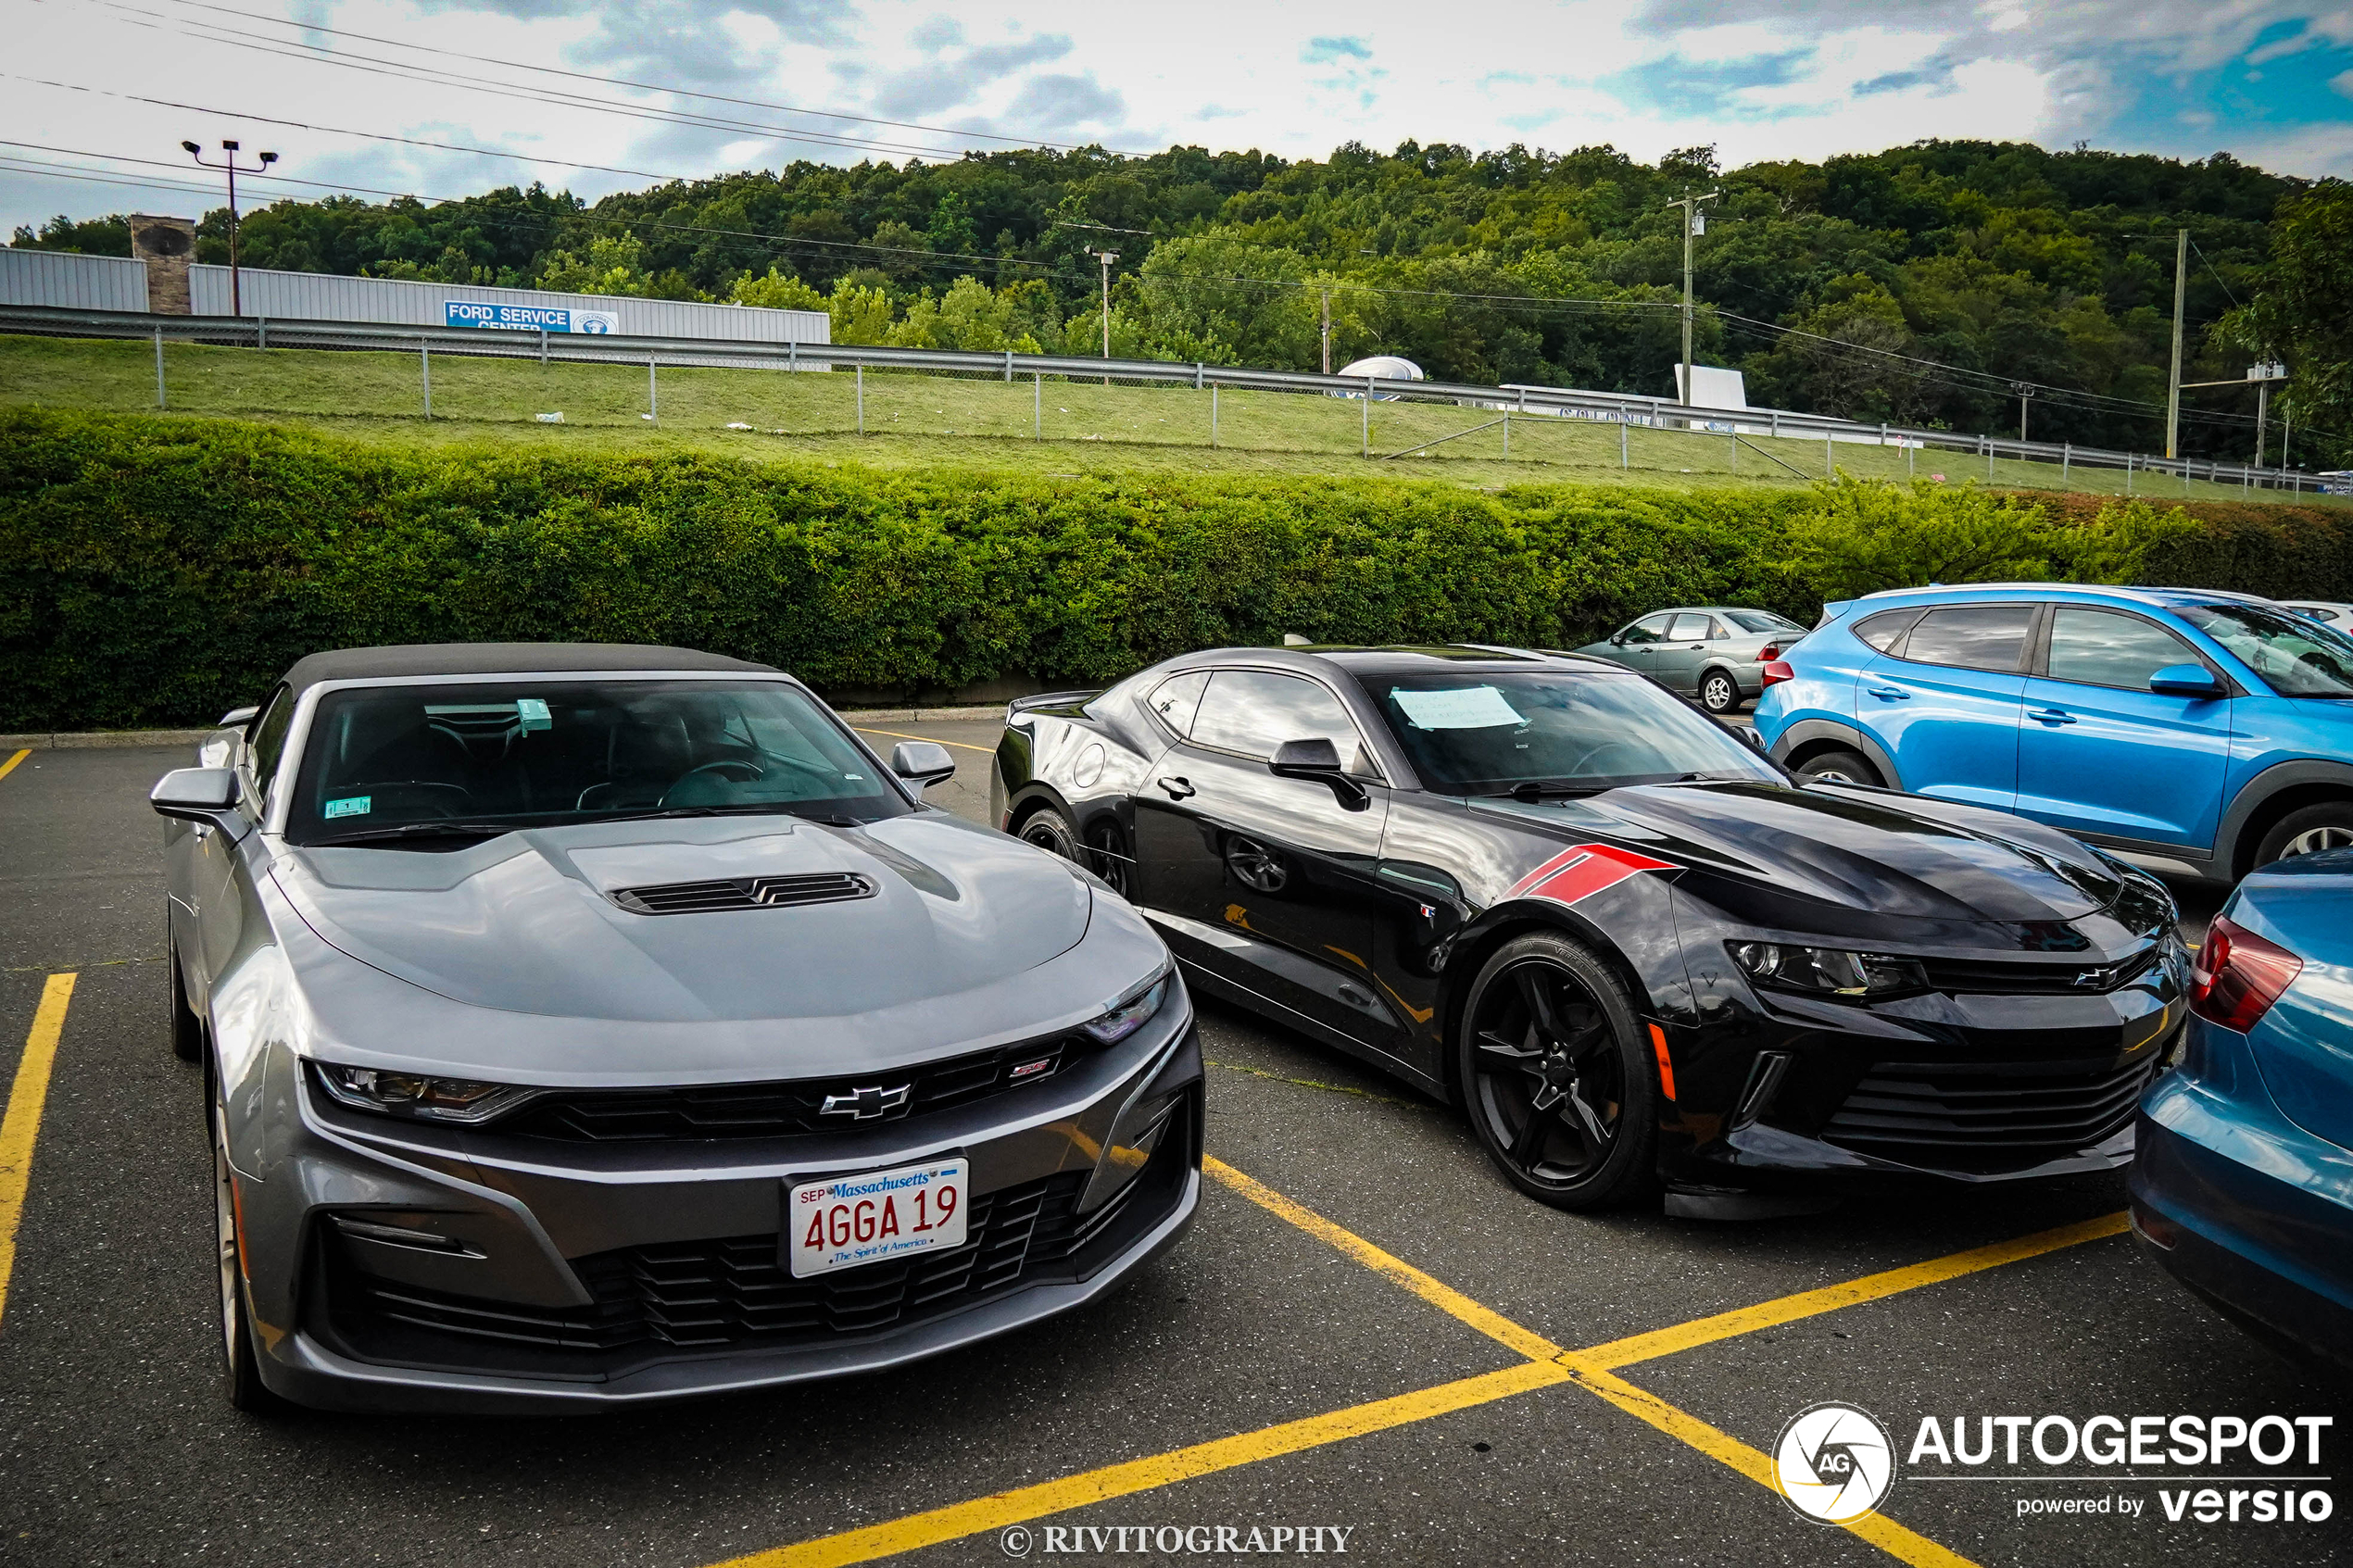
(1390, 685, 1527, 730)
(786, 1156, 967, 1278)
(516, 697, 551, 733)
(323, 796, 371, 819)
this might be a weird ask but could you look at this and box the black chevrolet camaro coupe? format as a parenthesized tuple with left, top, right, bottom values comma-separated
(992, 646, 2185, 1215)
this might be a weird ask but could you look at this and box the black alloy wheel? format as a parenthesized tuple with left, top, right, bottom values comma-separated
(169, 929, 203, 1063)
(1084, 820, 1136, 899)
(1018, 806, 1083, 865)
(2255, 802, 2353, 869)
(1699, 669, 1741, 715)
(1795, 747, 1881, 786)
(1457, 933, 1657, 1211)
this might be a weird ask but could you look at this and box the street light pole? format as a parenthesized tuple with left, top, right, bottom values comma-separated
(2011, 382, 2035, 442)
(2165, 227, 2187, 461)
(1664, 190, 1720, 420)
(182, 138, 278, 317)
(1321, 287, 1331, 375)
(1088, 248, 1117, 385)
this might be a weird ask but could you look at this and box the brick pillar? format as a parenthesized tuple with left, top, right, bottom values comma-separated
(129, 215, 195, 313)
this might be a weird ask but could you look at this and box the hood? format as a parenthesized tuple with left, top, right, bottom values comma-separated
(1558, 781, 2123, 926)
(270, 812, 1092, 1023)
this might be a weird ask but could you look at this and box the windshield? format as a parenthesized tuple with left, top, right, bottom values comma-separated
(1363, 671, 1780, 795)
(1726, 610, 1803, 634)
(284, 679, 910, 845)
(2173, 604, 2353, 698)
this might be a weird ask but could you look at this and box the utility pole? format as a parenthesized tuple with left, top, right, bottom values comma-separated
(1088, 248, 1117, 385)
(1321, 287, 1331, 375)
(182, 138, 277, 317)
(2011, 382, 2035, 442)
(1665, 191, 1720, 422)
(2165, 227, 2187, 461)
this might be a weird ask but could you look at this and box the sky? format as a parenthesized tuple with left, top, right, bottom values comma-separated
(5, 0, 2352, 238)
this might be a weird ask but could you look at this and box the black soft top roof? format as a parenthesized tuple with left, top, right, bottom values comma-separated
(278, 643, 779, 698)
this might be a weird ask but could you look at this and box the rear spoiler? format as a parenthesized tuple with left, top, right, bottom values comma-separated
(1005, 690, 1103, 717)
(1814, 599, 1855, 630)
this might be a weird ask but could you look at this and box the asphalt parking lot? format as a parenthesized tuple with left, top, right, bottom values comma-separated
(0, 721, 2333, 1568)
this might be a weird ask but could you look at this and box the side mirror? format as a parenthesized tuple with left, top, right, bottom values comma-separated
(2148, 664, 2224, 700)
(218, 705, 258, 730)
(1609, 633, 1628, 646)
(890, 740, 956, 795)
(1268, 737, 1370, 811)
(1736, 724, 1766, 751)
(150, 767, 240, 824)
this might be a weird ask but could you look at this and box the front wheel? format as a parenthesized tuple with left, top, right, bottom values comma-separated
(1456, 933, 1658, 1211)
(169, 932, 202, 1063)
(1698, 669, 1741, 714)
(2253, 802, 2353, 869)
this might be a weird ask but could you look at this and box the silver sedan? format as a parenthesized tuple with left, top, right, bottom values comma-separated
(1570, 606, 1807, 714)
(152, 642, 1199, 1413)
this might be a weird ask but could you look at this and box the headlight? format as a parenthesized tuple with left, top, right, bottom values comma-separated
(1728, 941, 1925, 999)
(1080, 969, 1173, 1044)
(313, 1062, 536, 1123)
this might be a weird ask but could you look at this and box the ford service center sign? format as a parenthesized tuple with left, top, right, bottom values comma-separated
(445, 302, 620, 334)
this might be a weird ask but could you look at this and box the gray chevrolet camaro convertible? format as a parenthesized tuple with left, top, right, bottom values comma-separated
(150, 644, 1201, 1413)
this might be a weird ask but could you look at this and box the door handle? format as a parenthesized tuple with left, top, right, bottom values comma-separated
(2028, 708, 2078, 725)
(1866, 686, 1911, 701)
(1157, 776, 1195, 800)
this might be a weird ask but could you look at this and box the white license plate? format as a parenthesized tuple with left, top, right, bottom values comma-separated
(785, 1156, 968, 1279)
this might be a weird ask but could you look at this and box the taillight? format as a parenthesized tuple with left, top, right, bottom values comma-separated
(2189, 914, 2303, 1034)
(1758, 643, 1780, 662)
(1760, 660, 1794, 688)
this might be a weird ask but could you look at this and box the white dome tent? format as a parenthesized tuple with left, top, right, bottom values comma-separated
(1334, 355, 1426, 401)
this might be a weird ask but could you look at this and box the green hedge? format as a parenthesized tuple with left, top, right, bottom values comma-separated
(0, 408, 2335, 730)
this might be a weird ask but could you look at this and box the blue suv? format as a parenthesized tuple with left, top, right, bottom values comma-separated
(1753, 584, 2353, 884)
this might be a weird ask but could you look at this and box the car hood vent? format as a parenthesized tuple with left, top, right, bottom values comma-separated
(610, 872, 878, 916)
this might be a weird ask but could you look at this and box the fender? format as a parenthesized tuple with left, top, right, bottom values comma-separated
(2217, 758, 2353, 877)
(1768, 718, 1904, 790)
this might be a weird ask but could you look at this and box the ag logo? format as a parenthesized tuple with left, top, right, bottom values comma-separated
(1773, 1402, 1896, 1524)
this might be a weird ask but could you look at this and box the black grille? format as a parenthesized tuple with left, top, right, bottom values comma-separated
(332, 1129, 1183, 1367)
(499, 1038, 1073, 1142)
(1919, 946, 2161, 996)
(610, 872, 876, 916)
(1821, 1052, 2162, 1169)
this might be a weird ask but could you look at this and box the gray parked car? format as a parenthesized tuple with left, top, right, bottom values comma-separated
(1572, 606, 1807, 713)
(152, 644, 1200, 1413)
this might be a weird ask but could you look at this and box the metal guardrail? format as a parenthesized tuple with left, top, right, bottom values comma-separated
(0, 303, 2318, 494)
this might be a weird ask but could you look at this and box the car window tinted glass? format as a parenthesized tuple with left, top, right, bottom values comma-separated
(1623, 615, 1671, 646)
(1898, 605, 2034, 672)
(1853, 609, 1920, 652)
(285, 679, 908, 844)
(1147, 671, 1210, 736)
(2174, 603, 2353, 698)
(2045, 608, 2200, 690)
(1189, 671, 1372, 771)
(247, 684, 295, 790)
(1668, 613, 1713, 641)
(1368, 672, 1778, 795)
(1727, 610, 1803, 634)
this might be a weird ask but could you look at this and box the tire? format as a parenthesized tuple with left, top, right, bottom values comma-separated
(210, 1099, 278, 1412)
(1795, 747, 1881, 786)
(1017, 805, 1082, 864)
(1698, 668, 1741, 715)
(1083, 819, 1136, 900)
(1456, 932, 1659, 1212)
(2253, 802, 2353, 870)
(169, 933, 203, 1063)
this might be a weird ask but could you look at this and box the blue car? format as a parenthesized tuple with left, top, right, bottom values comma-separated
(2132, 851, 2353, 1377)
(1754, 584, 2353, 884)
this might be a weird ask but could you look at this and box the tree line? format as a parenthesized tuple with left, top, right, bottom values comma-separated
(14, 137, 2347, 463)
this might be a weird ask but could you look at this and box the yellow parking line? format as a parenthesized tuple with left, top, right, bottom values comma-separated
(0, 972, 77, 1332)
(851, 725, 996, 755)
(1204, 1156, 1561, 1361)
(0, 749, 29, 784)
(1563, 1361, 1977, 1568)
(1570, 1210, 2131, 1372)
(720, 1361, 1570, 1568)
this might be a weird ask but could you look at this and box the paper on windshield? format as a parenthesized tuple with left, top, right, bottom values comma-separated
(1390, 686, 1527, 730)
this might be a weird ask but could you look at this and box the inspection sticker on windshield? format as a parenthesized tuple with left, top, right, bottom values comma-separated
(323, 796, 371, 819)
(1391, 685, 1526, 730)
(515, 697, 551, 732)
(786, 1155, 968, 1278)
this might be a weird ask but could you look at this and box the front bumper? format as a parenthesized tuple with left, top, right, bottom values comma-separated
(238, 999, 1202, 1414)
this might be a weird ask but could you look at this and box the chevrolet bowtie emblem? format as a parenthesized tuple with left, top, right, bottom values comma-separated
(2071, 968, 2108, 987)
(818, 1083, 912, 1121)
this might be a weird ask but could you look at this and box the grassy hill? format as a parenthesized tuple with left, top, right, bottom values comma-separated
(1, 332, 2316, 504)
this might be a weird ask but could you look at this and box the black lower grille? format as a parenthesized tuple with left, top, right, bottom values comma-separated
(1919, 946, 2161, 995)
(326, 1114, 1189, 1374)
(1821, 1051, 2162, 1169)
